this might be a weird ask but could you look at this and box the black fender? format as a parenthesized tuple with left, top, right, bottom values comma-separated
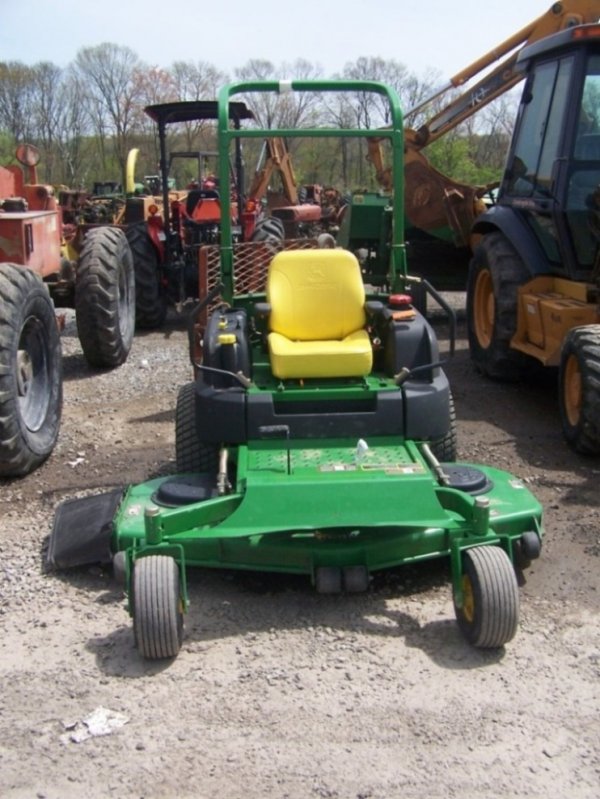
(472, 205, 549, 278)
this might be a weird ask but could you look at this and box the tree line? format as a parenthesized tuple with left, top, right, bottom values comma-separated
(0, 44, 517, 193)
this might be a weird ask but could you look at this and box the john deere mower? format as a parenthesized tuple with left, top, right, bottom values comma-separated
(47, 81, 543, 660)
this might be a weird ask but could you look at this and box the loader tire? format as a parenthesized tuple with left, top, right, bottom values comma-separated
(0, 263, 62, 477)
(466, 232, 531, 380)
(175, 382, 219, 473)
(559, 324, 600, 454)
(126, 222, 167, 330)
(75, 226, 135, 368)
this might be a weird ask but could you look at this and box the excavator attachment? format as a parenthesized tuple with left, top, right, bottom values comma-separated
(367, 1, 600, 254)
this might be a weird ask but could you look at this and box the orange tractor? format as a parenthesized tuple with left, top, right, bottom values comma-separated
(122, 100, 272, 329)
(0, 145, 135, 477)
(122, 101, 340, 329)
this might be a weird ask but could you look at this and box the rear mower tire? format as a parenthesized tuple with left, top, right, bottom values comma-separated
(454, 545, 519, 648)
(175, 382, 219, 473)
(430, 392, 457, 462)
(133, 555, 183, 660)
(75, 226, 135, 368)
(0, 264, 62, 477)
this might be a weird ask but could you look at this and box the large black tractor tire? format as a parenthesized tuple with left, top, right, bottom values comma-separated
(251, 216, 285, 243)
(175, 382, 219, 473)
(75, 226, 135, 368)
(133, 555, 184, 660)
(466, 232, 531, 381)
(0, 263, 62, 477)
(126, 222, 167, 330)
(559, 324, 600, 454)
(454, 545, 519, 648)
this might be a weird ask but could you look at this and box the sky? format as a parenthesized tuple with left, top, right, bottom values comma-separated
(0, 0, 579, 83)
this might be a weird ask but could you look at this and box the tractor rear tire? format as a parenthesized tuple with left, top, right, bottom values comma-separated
(133, 555, 183, 660)
(0, 263, 62, 477)
(466, 232, 531, 380)
(126, 222, 167, 330)
(559, 324, 600, 454)
(454, 545, 519, 648)
(75, 226, 135, 368)
(175, 382, 219, 473)
(251, 216, 285, 243)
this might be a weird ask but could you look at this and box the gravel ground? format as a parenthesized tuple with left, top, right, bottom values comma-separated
(0, 307, 599, 799)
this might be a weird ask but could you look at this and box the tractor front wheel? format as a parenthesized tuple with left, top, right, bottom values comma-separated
(0, 264, 62, 477)
(75, 226, 135, 368)
(133, 555, 184, 660)
(559, 325, 600, 454)
(466, 232, 530, 380)
(454, 545, 519, 648)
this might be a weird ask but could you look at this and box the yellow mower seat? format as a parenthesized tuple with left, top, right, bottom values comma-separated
(266, 249, 373, 379)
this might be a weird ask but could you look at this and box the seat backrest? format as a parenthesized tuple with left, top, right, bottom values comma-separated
(267, 249, 365, 341)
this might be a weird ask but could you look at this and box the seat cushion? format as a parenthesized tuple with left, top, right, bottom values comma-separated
(268, 329, 372, 379)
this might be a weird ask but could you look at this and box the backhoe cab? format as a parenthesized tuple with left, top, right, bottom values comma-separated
(468, 22, 600, 453)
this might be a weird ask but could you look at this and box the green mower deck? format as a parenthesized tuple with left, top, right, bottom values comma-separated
(49, 435, 543, 659)
(115, 440, 542, 580)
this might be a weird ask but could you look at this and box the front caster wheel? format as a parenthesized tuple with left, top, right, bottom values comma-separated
(454, 545, 519, 648)
(133, 555, 184, 659)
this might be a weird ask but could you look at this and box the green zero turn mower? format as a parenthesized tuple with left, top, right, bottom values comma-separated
(47, 81, 543, 660)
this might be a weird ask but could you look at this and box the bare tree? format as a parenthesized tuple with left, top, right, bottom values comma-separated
(54, 69, 91, 187)
(234, 58, 323, 129)
(170, 60, 229, 102)
(29, 62, 64, 183)
(74, 43, 145, 174)
(0, 62, 36, 143)
(321, 91, 357, 188)
(167, 61, 229, 152)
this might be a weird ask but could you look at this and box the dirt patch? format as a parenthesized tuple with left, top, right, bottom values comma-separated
(1, 308, 598, 799)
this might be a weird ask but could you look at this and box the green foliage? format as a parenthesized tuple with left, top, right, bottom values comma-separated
(0, 130, 16, 163)
(426, 133, 506, 187)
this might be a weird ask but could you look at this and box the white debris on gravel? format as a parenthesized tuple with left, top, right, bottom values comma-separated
(61, 707, 129, 744)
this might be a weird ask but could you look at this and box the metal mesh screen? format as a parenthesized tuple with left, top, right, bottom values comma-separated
(198, 238, 318, 326)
